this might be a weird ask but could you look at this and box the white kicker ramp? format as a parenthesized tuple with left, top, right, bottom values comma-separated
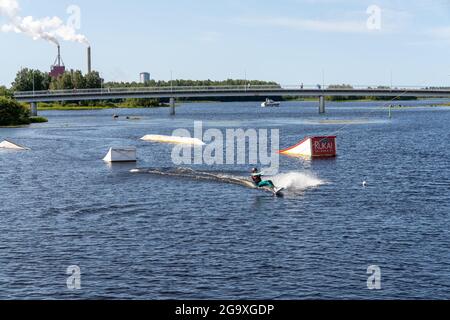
(141, 135, 205, 146)
(0, 140, 29, 150)
(103, 147, 137, 162)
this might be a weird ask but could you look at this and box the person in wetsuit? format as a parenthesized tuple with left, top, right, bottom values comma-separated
(251, 168, 276, 190)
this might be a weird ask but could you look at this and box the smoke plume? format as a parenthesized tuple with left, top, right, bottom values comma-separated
(0, 0, 89, 46)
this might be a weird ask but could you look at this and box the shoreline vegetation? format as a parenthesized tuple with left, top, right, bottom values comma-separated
(37, 100, 169, 111)
(35, 99, 450, 111)
(0, 96, 48, 126)
(2, 69, 449, 124)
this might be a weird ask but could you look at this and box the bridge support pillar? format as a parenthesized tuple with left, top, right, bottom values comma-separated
(170, 97, 175, 116)
(30, 102, 38, 117)
(319, 96, 326, 114)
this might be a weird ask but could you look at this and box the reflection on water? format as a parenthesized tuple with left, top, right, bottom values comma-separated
(0, 100, 449, 299)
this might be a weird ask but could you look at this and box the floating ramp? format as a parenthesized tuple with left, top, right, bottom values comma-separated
(141, 135, 205, 146)
(103, 147, 137, 163)
(279, 136, 337, 158)
(0, 140, 29, 150)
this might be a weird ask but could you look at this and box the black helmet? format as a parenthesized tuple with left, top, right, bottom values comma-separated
(252, 168, 259, 173)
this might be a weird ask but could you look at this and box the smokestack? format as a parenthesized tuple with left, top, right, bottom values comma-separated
(50, 45, 65, 78)
(87, 46, 92, 73)
(57, 45, 61, 66)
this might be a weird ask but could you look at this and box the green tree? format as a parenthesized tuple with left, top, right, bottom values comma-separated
(0, 86, 12, 98)
(50, 71, 77, 90)
(85, 71, 102, 89)
(12, 69, 50, 92)
(124, 98, 162, 108)
(60, 72, 74, 89)
(327, 84, 358, 101)
(0, 97, 30, 126)
(103, 79, 279, 88)
(72, 70, 86, 89)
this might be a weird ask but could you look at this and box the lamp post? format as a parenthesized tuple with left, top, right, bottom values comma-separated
(244, 69, 248, 91)
(32, 72, 35, 95)
(322, 69, 325, 89)
(390, 70, 393, 90)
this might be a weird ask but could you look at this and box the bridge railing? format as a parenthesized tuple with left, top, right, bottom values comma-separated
(13, 85, 450, 98)
(14, 85, 284, 97)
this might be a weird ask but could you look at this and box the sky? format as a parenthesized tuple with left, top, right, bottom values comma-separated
(0, 0, 449, 87)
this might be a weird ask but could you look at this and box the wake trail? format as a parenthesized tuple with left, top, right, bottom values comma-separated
(131, 168, 325, 193)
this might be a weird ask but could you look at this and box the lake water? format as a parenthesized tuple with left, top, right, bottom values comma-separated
(0, 100, 449, 299)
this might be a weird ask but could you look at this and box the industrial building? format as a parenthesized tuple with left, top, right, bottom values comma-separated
(49, 45, 92, 77)
(49, 45, 65, 78)
(140, 72, 150, 84)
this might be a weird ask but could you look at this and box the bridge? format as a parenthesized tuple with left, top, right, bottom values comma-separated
(14, 85, 450, 116)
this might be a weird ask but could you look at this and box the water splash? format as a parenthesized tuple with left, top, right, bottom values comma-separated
(271, 172, 325, 191)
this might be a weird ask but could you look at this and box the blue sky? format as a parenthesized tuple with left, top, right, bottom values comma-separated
(1, 0, 449, 87)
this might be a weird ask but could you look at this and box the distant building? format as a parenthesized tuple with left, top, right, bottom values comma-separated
(50, 65, 66, 78)
(140, 72, 150, 84)
(50, 45, 66, 78)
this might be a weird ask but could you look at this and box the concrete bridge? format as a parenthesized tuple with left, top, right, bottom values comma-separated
(13, 85, 450, 116)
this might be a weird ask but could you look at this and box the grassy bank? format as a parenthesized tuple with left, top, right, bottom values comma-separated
(285, 97, 378, 102)
(39, 105, 119, 111)
(38, 103, 169, 111)
(30, 116, 48, 123)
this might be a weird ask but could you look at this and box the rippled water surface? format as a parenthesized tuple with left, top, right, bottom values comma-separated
(0, 100, 449, 299)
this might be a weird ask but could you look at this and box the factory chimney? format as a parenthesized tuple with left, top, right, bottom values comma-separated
(57, 45, 61, 66)
(49, 45, 66, 78)
(87, 46, 92, 74)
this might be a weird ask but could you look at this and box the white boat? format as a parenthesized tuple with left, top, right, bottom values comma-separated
(261, 99, 281, 108)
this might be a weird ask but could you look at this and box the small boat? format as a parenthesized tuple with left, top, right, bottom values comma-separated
(261, 98, 281, 108)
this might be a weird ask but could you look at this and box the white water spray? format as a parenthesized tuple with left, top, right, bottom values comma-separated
(272, 172, 325, 191)
(0, 0, 89, 46)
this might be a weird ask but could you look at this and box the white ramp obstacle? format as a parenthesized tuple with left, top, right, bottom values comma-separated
(279, 136, 337, 158)
(103, 147, 137, 163)
(141, 135, 205, 146)
(0, 140, 29, 150)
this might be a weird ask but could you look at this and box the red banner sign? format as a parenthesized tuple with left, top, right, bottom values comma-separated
(311, 136, 337, 157)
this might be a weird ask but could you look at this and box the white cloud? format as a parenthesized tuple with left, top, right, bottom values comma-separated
(232, 5, 416, 35)
(234, 16, 369, 33)
(428, 26, 450, 40)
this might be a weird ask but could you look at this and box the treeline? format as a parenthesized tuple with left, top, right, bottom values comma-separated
(11, 68, 103, 92)
(326, 84, 417, 101)
(11, 68, 279, 92)
(10, 69, 113, 107)
(104, 79, 280, 88)
(8, 69, 280, 107)
(105, 79, 280, 104)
